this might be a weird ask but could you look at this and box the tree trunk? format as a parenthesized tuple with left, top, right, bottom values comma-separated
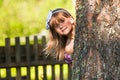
(72, 0, 120, 80)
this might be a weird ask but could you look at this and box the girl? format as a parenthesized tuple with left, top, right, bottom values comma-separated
(44, 8, 75, 64)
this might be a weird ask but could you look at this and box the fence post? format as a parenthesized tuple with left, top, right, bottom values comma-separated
(5, 38, 11, 80)
(68, 64, 72, 80)
(41, 36, 46, 48)
(34, 36, 39, 80)
(43, 65, 47, 80)
(15, 37, 21, 80)
(25, 37, 30, 80)
(51, 64, 55, 80)
(60, 64, 63, 80)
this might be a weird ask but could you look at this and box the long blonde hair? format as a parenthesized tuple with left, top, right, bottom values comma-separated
(44, 8, 74, 60)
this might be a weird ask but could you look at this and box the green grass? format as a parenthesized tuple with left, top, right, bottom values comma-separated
(0, 64, 68, 80)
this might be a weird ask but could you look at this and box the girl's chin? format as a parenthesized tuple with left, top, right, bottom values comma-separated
(63, 30, 69, 34)
(60, 33, 68, 36)
(63, 33, 69, 35)
(60, 30, 69, 35)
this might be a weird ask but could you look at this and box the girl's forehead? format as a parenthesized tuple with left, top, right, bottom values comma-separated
(50, 17, 62, 27)
(51, 14, 65, 23)
(49, 13, 71, 28)
(53, 13, 65, 18)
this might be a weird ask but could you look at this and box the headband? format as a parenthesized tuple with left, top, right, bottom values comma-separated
(46, 9, 68, 30)
(46, 10, 53, 30)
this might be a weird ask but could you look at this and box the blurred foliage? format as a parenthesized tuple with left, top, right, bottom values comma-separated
(0, 0, 75, 45)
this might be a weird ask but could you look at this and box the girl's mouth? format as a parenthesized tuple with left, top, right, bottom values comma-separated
(62, 27, 67, 32)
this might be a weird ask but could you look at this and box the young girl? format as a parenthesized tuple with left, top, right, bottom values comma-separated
(44, 8, 75, 64)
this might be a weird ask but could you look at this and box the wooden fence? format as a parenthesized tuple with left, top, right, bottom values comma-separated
(0, 36, 71, 80)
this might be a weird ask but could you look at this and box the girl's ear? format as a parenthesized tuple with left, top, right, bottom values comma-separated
(70, 18, 74, 24)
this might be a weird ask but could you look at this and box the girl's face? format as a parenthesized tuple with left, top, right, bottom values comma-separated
(53, 17, 74, 36)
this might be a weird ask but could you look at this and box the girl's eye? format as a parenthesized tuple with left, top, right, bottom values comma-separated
(59, 19, 65, 23)
(54, 24, 59, 28)
(54, 18, 65, 29)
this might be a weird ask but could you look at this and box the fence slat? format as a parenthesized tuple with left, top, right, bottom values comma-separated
(5, 38, 11, 64)
(15, 37, 21, 63)
(15, 37, 21, 80)
(60, 64, 63, 80)
(16, 67, 21, 80)
(52, 64, 55, 80)
(34, 36, 39, 80)
(68, 64, 72, 80)
(6, 68, 11, 80)
(25, 37, 30, 80)
(43, 65, 47, 80)
(34, 36, 38, 62)
(41, 36, 46, 47)
(5, 38, 11, 80)
(35, 66, 38, 80)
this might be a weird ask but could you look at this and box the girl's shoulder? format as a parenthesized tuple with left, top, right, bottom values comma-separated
(65, 39, 74, 54)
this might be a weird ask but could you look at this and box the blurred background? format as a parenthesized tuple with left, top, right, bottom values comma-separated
(0, 0, 75, 46)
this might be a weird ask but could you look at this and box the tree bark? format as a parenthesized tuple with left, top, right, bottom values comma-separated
(72, 0, 120, 80)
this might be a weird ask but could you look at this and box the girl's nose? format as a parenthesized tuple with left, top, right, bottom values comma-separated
(59, 25, 63, 29)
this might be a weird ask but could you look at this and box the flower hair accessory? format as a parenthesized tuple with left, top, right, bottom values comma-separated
(46, 10, 53, 29)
